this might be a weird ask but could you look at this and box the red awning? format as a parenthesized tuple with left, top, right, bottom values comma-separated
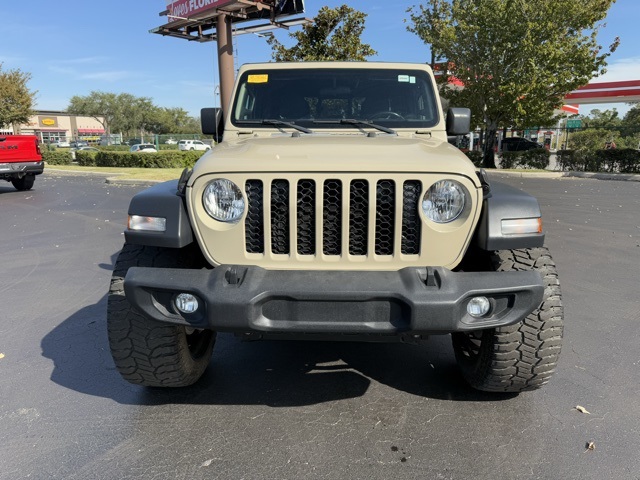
(77, 129, 105, 134)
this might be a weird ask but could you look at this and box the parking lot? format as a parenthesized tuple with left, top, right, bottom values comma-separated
(1, 171, 639, 479)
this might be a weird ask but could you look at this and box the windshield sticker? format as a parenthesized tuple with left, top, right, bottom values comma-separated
(398, 75, 416, 84)
(248, 74, 269, 84)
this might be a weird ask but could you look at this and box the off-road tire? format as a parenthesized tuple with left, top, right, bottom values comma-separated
(107, 243, 216, 387)
(12, 175, 35, 191)
(452, 247, 563, 392)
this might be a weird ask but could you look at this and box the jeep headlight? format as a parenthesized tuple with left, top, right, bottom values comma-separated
(422, 180, 466, 223)
(203, 178, 245, 223)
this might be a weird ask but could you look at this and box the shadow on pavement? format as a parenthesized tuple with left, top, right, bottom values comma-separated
(41, 295, 517, 407)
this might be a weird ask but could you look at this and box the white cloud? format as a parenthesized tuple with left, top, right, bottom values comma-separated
(594, 56, 640, 83)
(79, 71, 134, 82)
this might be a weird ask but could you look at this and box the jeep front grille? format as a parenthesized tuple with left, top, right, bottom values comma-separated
(244, 178, 423, 257)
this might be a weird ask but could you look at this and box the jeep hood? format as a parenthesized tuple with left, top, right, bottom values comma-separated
(190, 135, 480, 185)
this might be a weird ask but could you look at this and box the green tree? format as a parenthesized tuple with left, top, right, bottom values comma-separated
(579, 108, 622, 129)
(68, 91, 119, 139)
(621, 103, 640, 138)
(0, 63, 37, 130)
(267, 5, 377, 61)
(407, 0, 619, 168)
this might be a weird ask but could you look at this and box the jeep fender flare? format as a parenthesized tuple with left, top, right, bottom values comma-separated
(124, 180, 194, 249)
(475, 180, 545, 250)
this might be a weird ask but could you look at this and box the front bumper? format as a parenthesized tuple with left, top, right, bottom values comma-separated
(123, 266, 544, 337)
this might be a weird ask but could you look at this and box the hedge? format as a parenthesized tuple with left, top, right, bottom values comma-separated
(42, 150, 73, 165)
(75, 151, 99, 166)
(93, 150, 205, 168)
(556, 149, 640, 173)
(500, 148, 550, 170)
(464, 150, 483, 167)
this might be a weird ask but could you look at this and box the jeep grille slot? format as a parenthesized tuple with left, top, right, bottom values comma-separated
(349, 180, 369, 256)
(375, 180, 396, 255)
(271, 179, 290, 254)
(297, 179, 316, 255)
(401, 181, 422, 255)
(245, 180, 264, 253)
(323, 179, 342, 255)
(243, 177, 427, 259)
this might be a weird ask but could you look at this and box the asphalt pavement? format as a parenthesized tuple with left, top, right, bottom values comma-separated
(0, 170, 639, 480)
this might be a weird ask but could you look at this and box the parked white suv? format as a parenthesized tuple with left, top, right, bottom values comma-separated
(178, 139, 211, 151)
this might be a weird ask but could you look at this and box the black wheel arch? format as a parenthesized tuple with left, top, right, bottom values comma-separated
(124, 179, 195, 249)
(474, 179, 545, 251)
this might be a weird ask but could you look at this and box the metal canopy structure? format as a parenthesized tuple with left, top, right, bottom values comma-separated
(151, 1, 308, 114)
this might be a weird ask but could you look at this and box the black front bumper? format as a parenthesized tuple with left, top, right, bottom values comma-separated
(123, 266, 544, 337)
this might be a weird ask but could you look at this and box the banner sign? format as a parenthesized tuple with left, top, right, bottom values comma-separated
(166, 0, 236, 21)
(164, 0, 304, 22)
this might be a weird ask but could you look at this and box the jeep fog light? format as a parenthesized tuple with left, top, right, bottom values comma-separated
(128, 215, 166, 232)
(175, 293, 199, 314)
(422, 180, 466, 223)
(467, 296, 491, 318)
(203, 178, 245, 223)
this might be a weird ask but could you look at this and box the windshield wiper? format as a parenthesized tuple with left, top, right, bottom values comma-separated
(262, 119, 313, 134)
(313, 119, 396, 135)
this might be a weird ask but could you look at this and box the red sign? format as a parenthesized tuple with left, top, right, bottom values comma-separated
(166, 0, 236, 21)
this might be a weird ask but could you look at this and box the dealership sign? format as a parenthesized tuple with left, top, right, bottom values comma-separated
(165, 0, 235, 21)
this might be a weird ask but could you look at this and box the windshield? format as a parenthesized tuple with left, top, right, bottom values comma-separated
(231, 67, 440, 130)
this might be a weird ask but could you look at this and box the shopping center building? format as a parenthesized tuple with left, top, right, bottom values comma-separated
(4, 111, 107, 144)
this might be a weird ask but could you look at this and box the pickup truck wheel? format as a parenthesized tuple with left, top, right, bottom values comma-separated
(107, 243, 216, 387)
(12, 175, 35, 191)
(452, 247, 563, 392)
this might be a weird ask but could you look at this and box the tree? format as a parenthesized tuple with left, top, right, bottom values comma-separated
(68, 92, 200, 139)
(579, 108, 621, 129)
(407, 0, 619, 168)
(68, 91, 119, 139)
(267, 5, 377, 61)
(0, 63, 37, 130)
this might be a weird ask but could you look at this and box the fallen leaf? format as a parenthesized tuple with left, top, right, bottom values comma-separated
(585, 441, 595, 452)
(201, 459, 213, 467)
(0, 353, 4, 359)
(575, 405, 591, 414)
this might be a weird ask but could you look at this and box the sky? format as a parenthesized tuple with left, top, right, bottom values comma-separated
(2, 0, 639, 119)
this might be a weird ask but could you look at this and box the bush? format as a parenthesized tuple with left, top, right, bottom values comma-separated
(94, 150, 204, 168)
(42, 150, 73, 165)
(464, 150, 483, 167)
(75, 151, 98, 166)
(556, 149, 640, 173)
(500, 148, 550, 169)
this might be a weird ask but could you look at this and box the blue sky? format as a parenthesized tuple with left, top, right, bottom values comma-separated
(2, 0, 639, 118)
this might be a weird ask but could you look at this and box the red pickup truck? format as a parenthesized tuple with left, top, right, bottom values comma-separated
(0, 135, 44, 191)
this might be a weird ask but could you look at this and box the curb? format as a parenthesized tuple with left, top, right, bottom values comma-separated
(105, 177, 162, 186)
(488, 170, 640, 182)
(45, 167, 640, 185)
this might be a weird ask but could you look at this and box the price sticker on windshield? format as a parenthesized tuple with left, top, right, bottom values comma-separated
(398, 75, 416, 84)
(248, 74, 269, 84)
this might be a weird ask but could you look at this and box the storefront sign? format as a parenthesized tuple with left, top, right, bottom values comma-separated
(38, 117, 58, 128)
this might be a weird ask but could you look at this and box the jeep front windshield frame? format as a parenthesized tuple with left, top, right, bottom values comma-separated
(231, 67, 440, 130)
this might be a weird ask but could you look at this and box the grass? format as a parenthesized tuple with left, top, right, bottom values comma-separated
(46, 165, 183, 182)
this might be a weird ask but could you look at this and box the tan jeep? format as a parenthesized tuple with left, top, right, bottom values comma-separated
(108, 62, 563, 392)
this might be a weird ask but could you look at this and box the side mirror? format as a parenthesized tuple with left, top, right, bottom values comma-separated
(446, 108, 471, 136)
(201, 107, 224, 144)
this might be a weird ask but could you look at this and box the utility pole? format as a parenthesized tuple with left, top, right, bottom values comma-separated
(216, 13, 235, 118)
